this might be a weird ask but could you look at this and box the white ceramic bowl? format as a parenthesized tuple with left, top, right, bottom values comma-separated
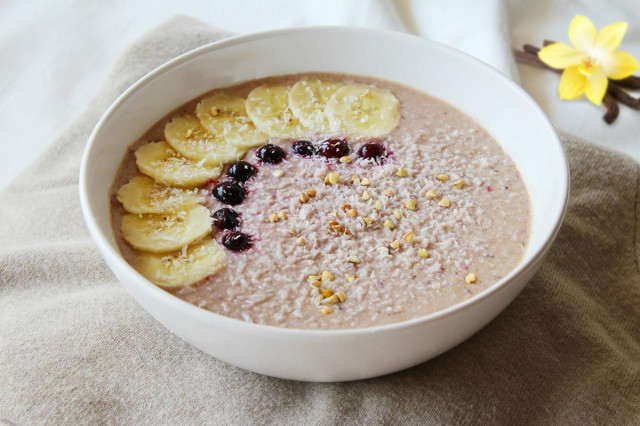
(80, 27, 569, 382)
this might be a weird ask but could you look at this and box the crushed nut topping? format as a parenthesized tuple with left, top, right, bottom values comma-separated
(348, 256, 360, 264)
(374, 200, 383, 211)
(306, 189, 317, 197)
(383, 219, 395, 230)
(320, 306, 333, 315)
(321, 271, 334, 282)
(361, 190, 371, 201)
(363, 217, 373, 226)
(347, 208, 358, 218)
(404, 199, 417, 210)
(383, 189, 394, 197)
(396, 168, 408, 177)
(453, 179, 465, 189)
(300, 192, 310, 203)
(402, 231, 414, 243)
(436, 173, 450, 182)
(390, 240, 401, 250)
(377, 247, 390, 255)
(310, 280, 322, 288)
(346, 274, 356, 283)
(341, 204, 352, 212)
(465, 273, 477, 284)
(438, 198, 451, 208)
(425, 189, 438, 199)
(308, 275, 321, 282)
(296, 236, 306, 245)
(337, 291, 347, 302)
(272, 169, 285, 178)
(393, 208, 403, 219)
(324, 172, 339, 185)
(277, 210, 287, 220)
(269, 213, 278, 223)
(339, 156, 352, 163)
(321, 288, 334, 297)
(325, 294, 340, 304)
(360, 177, 371, 186)
(418, 248, 429, 258)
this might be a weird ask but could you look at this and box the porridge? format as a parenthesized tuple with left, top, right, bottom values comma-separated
(110, 73, 530, 330)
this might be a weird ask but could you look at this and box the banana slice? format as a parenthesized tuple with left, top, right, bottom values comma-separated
(288, 79, 343, 132)
(121, 204, 212, 253)
(326, 84, 400, 136)
(134, 237, 226, 289)
(136, 141, 221, 188)
(245, 84, 306, 138)
(196, 93, 267, 149)
(165, 115, 246, 167)
(116, 175, 206, 214)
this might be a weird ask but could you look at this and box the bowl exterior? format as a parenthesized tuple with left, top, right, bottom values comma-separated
(80, 27, 569, 382)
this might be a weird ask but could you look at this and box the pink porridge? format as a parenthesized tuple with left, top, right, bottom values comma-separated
(110, 73, 530, 330)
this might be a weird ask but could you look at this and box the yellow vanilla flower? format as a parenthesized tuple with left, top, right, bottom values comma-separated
(538, 15, 639, 105)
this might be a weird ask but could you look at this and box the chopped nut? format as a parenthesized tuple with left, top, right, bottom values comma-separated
(348, 256, 360, 264)
(465, 273, 477, 284)
(402, 231, 415, 243)
(390, 240, 401, 250)
(396, 168, 408, 177)
(342, 228, 352, 236)
(272, 169, 284, 178)
(383, 219, 396, 230)
(277, 210, 288, 220)
(360, 177, 371, 186)
(339, 156, 352, 163)
(436, 173, 450, 182)
(350, 174, 359, 183)
(306, 189, 317, 197)
(289, 227, 297, 234)
(361, 190, 371, 201)
(377, 247, 390, 255)
(296, 236, 306, 245)
(321, 271, 334, 282)
(314, 295, 324, 305)
(337, 291, 347, 302)
(347, 208, 358, 218)
(320, 306, 333, 315)
(269, 213, 278, 223)
(404, 199, 417, 210)
(324, 172, 339, 185)
(363, 217, 373, 226)
(438, 197, 451, 208)
(325, 294, 340, 304)
(341, 203, 352, 212)
(308, 275, 321, 282)
(321, 288, 334, 297)
(310, 280, 322, 288)
(331, 224, 342, 234)
(374, 200, 382, 211)
(346, 274, 356, 283)
(393, 208, 403, 219)
(425, 189, 438, 199)
(383, 189, 394, 197)
(453, 179, 465, 189)
(300, 192, 310, 203)
(418, 248, 429, 258)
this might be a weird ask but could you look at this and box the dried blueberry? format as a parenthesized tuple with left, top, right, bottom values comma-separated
(317, 138, 350, 159)
(256, 144, 286, 164)
(227, 161, 257, 182)
(222, 231, 252, 251)
(212, 208, 240, 230)
(357, 143, 385, 160)
(212, 181, 246, 205)
(292, 140, 316, 157)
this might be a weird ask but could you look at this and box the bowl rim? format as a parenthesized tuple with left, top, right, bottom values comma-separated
(80, 25, 570, 337)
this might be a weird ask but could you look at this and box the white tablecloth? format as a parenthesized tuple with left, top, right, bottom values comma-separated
(1, 0, 638, 189)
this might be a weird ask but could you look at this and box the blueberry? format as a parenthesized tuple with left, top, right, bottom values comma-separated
(212, 208, 240, 230)
(292, 140, 316, 157)
(256, 144, 286, 164)
(227, 161, 257, 182)
(221, 231, 252, 251)
(317, 138, 350, 159)
(357, 142, 386, 161)
(212, 181, 246, 205)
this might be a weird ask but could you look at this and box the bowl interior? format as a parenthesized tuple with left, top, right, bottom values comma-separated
(81, 27, 567, 328)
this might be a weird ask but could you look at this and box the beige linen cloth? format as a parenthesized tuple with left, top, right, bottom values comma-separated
(1, 17, 639, 425)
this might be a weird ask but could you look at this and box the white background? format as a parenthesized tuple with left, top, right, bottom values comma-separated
(1, 0, 639, 189)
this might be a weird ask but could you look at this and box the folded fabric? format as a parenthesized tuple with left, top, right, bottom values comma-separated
(1, 17, 638, 425)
